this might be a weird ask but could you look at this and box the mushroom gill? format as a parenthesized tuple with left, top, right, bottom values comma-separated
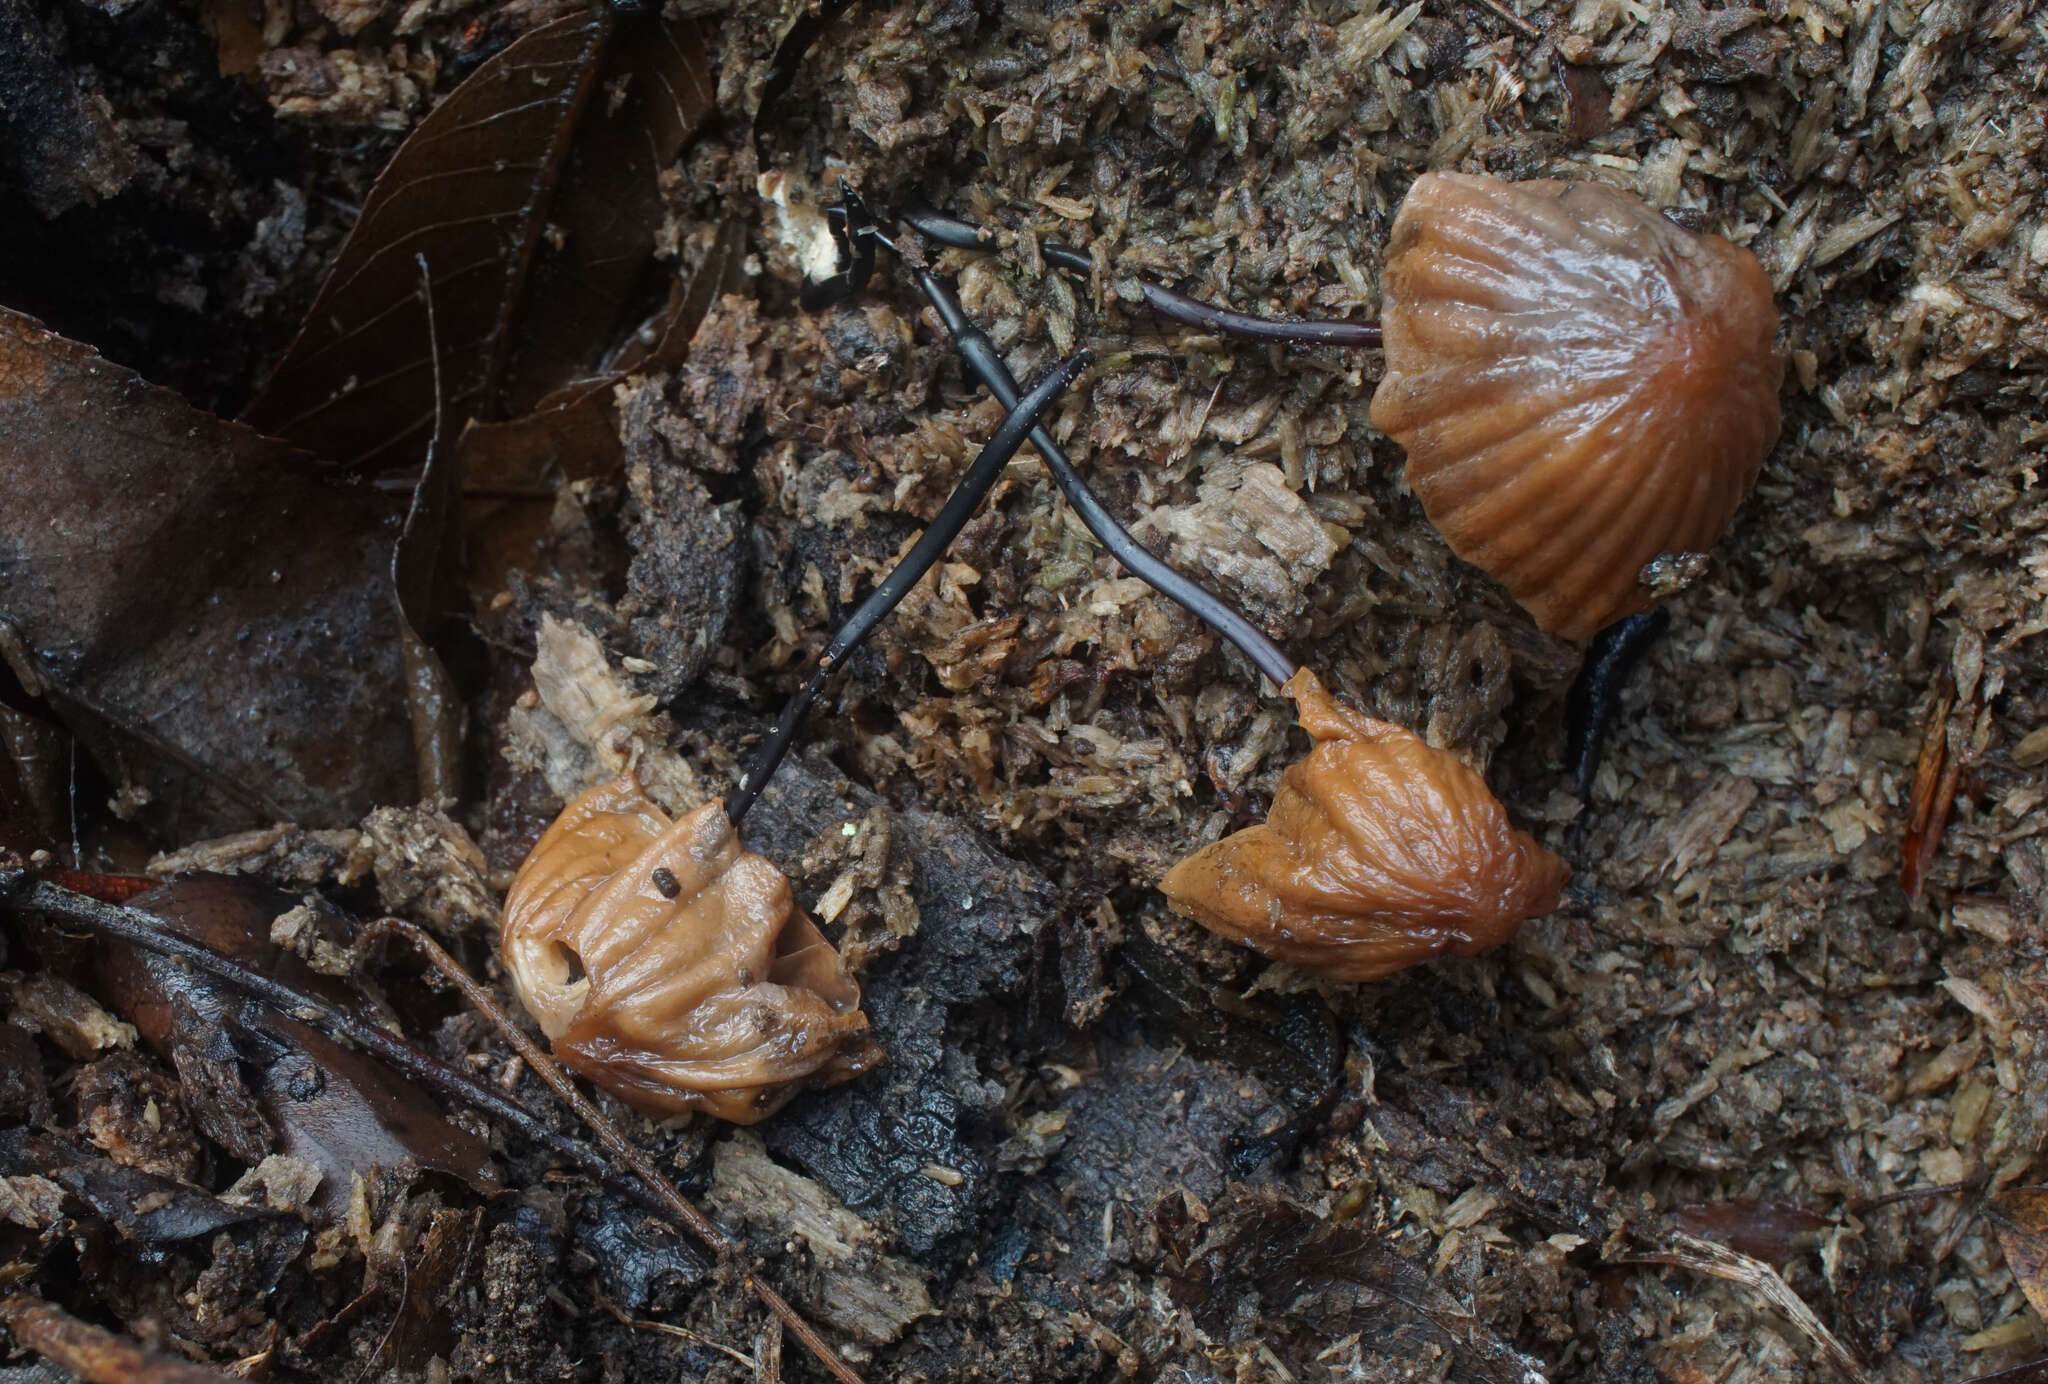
(1160, 669, 1569, 981)
(1370, 171, 1783, 640)
(500, 774, 879, 1123)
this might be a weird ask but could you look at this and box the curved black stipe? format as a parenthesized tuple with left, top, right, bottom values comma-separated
(903, 268, 1298, 690)
(1139, 280, 1382, 348)
(1043, 243, 1093, 275)
(897, 205, 1369, 344)
(799, 194, 877, 312)
(901, 204, 990, 251)
(898, 203, 1093, 277)
(1030, 416, 1298, 690)
(726, 349, 1094, 828)
(1564, 608, 1670, 803)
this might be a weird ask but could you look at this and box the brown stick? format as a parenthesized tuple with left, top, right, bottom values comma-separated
(0, 1292, 240, 1384)
(0, 874, 630, 1202)
(1616, 1234, 1872, 1384)
(359, 917, 863, 1384)
(1467, 0, 1541, 38)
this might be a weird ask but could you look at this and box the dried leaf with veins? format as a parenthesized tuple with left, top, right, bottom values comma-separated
(242, 9, 714, 473)
(459, 222, 747, 610)
(1161, 669, 1568, 982)
(501, 775, 880, 1123)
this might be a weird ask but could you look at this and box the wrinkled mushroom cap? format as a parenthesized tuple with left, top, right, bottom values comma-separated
(1371, 172, 1783, 640)
(1159, 670, 1569, 981)
(501, 775, 880, 1123)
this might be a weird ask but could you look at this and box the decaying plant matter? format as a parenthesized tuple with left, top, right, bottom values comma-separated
(1372, 172, 1784, 639)
(1159, 668, 1570, 981)
(501, 775, 881, 1122)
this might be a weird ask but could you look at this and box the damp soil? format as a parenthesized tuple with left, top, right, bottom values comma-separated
(1, 0, 2045, 1380)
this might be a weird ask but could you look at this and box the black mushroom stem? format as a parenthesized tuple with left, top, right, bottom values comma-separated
(897, 203, 1093, 277)
(1138, 280, 1382, 349)
(1564, 608, 1670, 803)
(870, 225, 1299, 691)
(725, 349, 1093, 828)
(897, 200, 1377, 346)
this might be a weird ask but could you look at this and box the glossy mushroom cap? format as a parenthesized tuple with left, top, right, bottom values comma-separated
(501, 775, 880, 1123)
(1159, 669, 1569, 981)
(1371, 172, 1783, 640)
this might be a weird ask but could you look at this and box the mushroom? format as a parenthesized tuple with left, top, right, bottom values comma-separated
(1371, 171, 1783, 640)
(834, 211, 1567, 980)
(501, 774, 881, 1122)
(500, 352, 1090, 1118)
(1158, 668, 1569, 981)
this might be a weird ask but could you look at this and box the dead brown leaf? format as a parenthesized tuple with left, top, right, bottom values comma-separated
(458, 219, 747, 608)
(240, 10, 714, 475)
(0, 306, 415, 838)
(96, 875, 500, 1213)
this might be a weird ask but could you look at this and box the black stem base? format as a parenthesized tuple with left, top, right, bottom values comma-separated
(1564, 609, 1670, 803)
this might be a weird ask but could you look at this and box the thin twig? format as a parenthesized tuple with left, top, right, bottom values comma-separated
(0, 1292, 239, 1384)
(0, 876, 694, 1236)
(596, 1294, 754, 1370)
(0, 873, 859, 1383)
(1860, 1176, 1983, 1210)
(1616, 1233, 1873, 1384)
(360, 917, 863, 1384)
(1469, 0, 1540, 39)
(0, 875, 614, 1179)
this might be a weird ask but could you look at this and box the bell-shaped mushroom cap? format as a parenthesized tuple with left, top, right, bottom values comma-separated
(501, 775, 880, 1123)
(1371, 172, 1783, 640)
(1159, 670, 1569, 982)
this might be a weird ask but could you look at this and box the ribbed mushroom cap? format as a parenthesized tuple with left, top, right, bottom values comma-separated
(1371, 172, 1783, 640)
(1159, 669, 1569, 982)
(501, 775, 880, 1123)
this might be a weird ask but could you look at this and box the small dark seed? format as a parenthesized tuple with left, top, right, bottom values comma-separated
(651, 867, 681, 899)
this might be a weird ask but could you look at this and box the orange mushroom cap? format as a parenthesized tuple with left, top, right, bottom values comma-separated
(501, 775, 880, 1123)
(1159, 669, 1569, 982)
(1371, 171, 1783, 640)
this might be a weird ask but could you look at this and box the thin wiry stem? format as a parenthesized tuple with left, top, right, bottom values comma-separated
(890, 200, 1374, 343)
(871, 221, 1298, 688)
(897, 203, 1092, 274)
(1138, 280, 1382, 349)
(726, 348, 1092, 827)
